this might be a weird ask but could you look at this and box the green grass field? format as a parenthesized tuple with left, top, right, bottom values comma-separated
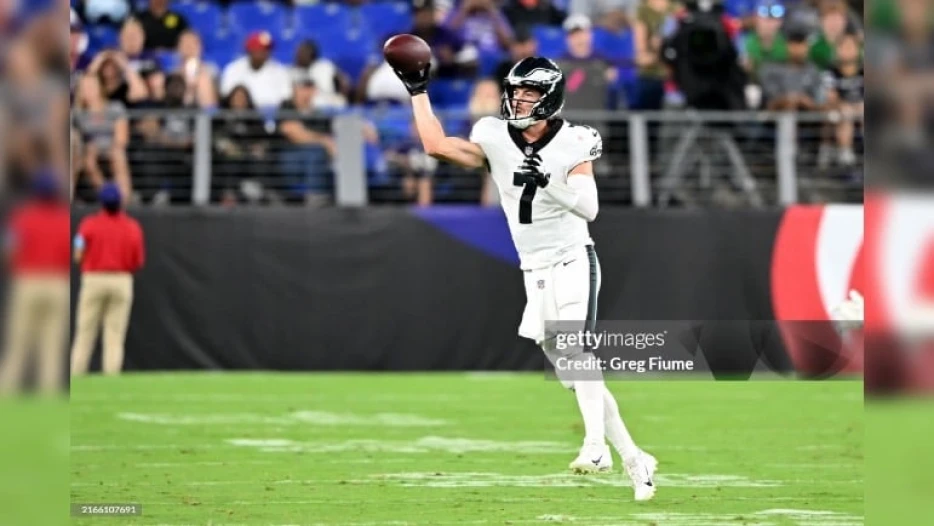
(70, 373, 863, 526)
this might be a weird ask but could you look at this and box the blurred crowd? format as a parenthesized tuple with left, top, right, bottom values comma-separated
(44, 0, 878, 204)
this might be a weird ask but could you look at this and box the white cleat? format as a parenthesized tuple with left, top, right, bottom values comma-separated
(624, 450, 658, 501)
(568, 442, 613, 474)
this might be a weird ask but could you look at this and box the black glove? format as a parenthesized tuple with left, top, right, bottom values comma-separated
(392, 64, 431, 96)
(519, 154, 550, 188)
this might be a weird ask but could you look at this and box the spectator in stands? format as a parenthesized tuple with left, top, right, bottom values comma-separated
(760, 28, 827, 111)
(137, 0, 189, 51)
(220, 31, 292, 110)
(85, 49, 150, 106)
(809, 0, 855, 70)
(444, 0, 515, 54)
(136, 74, 194, 151)
(742, 0, 788, 82)
(783, 0, 861, 42)
(212, 86, 270, 206)
(633, 0, 675, 109)
(569, 0, 636, 33)
(502, 0, 567, 32)
(411, 0, 478, 79)
(132, 73, 194, 204)
(292, 40, 350, 109)
(70, 8, 91, 91)
(360, 51, 412, 106)
(560, 15, 618, 88)
(175, 30, 218, 108)
(278, 74, 337, 206)
(74, 75, 132, 201)
(494, 27, 538, 87)
(4, 42, 69, 194)
(119, 17, 164, 102)
(384, 117, 437, 207)
(824, 32, 863, 166)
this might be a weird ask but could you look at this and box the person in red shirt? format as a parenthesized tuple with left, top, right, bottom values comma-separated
(0, 172, 71, 395)
(70, 183, 145, 376)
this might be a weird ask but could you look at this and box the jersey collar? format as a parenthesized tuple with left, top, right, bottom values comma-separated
(508, 119, 564, 156)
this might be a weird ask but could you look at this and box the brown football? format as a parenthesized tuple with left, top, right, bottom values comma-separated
(383, 34, 432, 73)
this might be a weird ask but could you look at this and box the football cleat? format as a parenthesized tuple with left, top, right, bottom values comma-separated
(624, 449, 658, 501)
(568, 442, 613, 474)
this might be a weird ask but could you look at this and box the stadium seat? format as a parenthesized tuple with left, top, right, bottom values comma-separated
(294, 3, 355, 37)
(86, 24, 119, 54)
(205, 43, 239, 72)
(360, 2, 413, 43)
(725, 0, 757, 18)
(428, 78, 473, 110)
(155, 50, 180, 72)
(477, 49, 504, 78)
(313, 27, 376, 83)
(532, 25, 565, 59)
(592, 28, 634, 65)
(174, 2, 223, 38)
(227, 1, 290, 35)
(271, 30, 301, 65)
(203, 26, 238, 56)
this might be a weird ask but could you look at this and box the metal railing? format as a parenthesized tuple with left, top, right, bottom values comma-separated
(70, 108, 864, 207)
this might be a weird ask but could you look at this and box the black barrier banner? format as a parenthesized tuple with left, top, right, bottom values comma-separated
(67, 207, 801, 373)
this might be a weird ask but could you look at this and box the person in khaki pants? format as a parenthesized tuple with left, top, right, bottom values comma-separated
(0, 173, 71, 395)
(70, 183, 145, 376)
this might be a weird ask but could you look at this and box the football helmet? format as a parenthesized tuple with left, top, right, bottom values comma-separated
(501, 57, 566, 130)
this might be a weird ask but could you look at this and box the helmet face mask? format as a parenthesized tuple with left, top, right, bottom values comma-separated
(501, 57, 566, 130)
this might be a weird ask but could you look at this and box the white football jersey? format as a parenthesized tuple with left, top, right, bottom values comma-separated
(470, 116, 603, 270)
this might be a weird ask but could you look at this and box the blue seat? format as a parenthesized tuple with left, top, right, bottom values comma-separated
(725, 0, 758, 18)
(87, 24, 119, 53)
(367, 106, 413, 149)
(294, 3, 355, 37)
(174, 2, 223, 37)
(313, 27, 376, 82)
(271, 30, 301, 64)
(477, 49, 504, 77)
(360, 2, 413, 42)
(428, 78, 473, 110)
(206, 46, 239, 72)
(532, 25, 565, 59)
(203, 27, 237, 55)
(227, 1, 289, 35)
(154, 50, 180, 72)
(593, 28, 635, 65)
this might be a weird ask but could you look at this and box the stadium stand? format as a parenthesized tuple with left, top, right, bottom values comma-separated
(68, 0, 864, 207)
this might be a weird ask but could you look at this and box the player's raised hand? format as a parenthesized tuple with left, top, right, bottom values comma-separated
(392, 64, 431, 96)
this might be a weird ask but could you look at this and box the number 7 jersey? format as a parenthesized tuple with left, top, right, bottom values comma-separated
(469, 116, 603, 271)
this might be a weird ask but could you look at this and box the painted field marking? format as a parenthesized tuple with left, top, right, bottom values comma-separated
(364, 471, 784, 488)
(226, 436, 575, 454)
(134, 496, 859, 506)
(116, 411, 448, 427)
(631, 511, 863, 526)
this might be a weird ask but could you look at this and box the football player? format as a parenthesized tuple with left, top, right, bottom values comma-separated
(391, 57, 657, 501)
